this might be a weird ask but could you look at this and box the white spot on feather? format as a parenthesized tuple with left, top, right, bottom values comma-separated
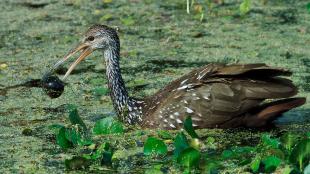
(169, 124, 176, 128)
(180, 79, 188, 85)
(185, 107, 194, 113)
(176, 119, 182, 124)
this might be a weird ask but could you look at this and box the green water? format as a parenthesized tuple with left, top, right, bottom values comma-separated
(0, 0, 309, 173)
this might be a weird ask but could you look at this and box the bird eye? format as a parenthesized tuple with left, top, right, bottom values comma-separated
(87, 36, 95, 41)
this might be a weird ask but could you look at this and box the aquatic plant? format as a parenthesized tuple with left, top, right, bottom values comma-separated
(49, 110, 310, 173)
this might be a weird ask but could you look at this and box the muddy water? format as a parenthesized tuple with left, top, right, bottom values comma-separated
(0, 0, 309, 173)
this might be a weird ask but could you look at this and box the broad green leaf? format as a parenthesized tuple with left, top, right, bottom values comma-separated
(280, 133, 299, 151)
(262, 156, 281, 173)
(307, 3, 310, 13)
(65, 127, 82, 146)
(222, 150, 233, 159)
(250, 156, 261, 173)
(177, 147, 201, 168)
(184, 116, 199, 139)
(222, 146, 254, 159)
(93, 117, 124, 135)
(56, 127, 73, 149)
(68, 107, 87, 131)
(306, 132, 310, 138)
(144, 137, 167, 156)
(262, 134, 280, 149)
(240, 0, 251, 15)
(289, 139, 310, 171)
(65, 156, 91, 170)
(174, 132, 189, 159)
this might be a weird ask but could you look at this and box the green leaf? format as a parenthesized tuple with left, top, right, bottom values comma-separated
(145, 164, 163, 174)
(174, 132, 189, 159)
(239, 0, 251, 15)
(65, 127, 82, 146)
(289, 138, 310, 171)
(307, 3, 310, 13)
(262, 156, 281, 173)
(221, 150, 233, 159)
(65, 156, 91, 170)
(262, 134, 280, 149)
(177, 147, 201, 168)
(282, 165, 293, 174)
(144, 137, 167, 156)
(56, 127, 73, 149)
(280, 133, 299, 151)
(89, 143, 111, 160)
(221, 146, 254, 159)
(48, 124, 65, 134)
(184, 116, 199, 139)
(203, 160, 219, 174)
(92, 87, 109, 96)
(93, 117, 124, 135)
(68, 107, 87, 131)
(250, 156, 261, 173)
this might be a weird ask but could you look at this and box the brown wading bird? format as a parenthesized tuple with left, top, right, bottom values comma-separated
(53, 24, 306, 130)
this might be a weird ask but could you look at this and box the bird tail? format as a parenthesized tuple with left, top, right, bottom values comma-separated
(243, 97, 306, 127)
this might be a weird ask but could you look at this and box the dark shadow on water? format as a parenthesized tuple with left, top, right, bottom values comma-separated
(0, 79, 41, 96)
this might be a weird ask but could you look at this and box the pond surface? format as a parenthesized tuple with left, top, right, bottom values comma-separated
(0, 0, 309, 173)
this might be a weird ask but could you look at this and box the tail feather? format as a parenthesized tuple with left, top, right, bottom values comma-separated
(219, 97, 306, 128)
(244, 97, 306, 127)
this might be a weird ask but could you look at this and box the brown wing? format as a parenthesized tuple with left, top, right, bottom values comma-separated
(142, 63, 303, 129)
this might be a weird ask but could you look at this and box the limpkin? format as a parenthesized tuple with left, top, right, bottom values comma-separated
(52, 24, 306, 129)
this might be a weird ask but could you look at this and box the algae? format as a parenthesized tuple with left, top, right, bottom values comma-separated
(0, 0, 310, 173)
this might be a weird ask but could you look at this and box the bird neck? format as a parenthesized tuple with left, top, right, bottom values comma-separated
(103, 46, 143, 124)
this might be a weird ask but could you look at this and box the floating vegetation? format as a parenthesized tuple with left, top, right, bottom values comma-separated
(1, 0, 310, 173)
(48, 112, 310, 173)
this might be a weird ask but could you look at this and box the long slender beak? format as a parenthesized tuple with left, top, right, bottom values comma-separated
(52, 43, 94, 80)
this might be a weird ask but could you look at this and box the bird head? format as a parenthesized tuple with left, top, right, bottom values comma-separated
(52, 24, 119, 80)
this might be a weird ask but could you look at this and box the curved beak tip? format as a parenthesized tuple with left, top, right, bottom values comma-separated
(52, 43, 93, 81)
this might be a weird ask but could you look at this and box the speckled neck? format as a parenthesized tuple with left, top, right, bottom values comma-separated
(104, 46, 128, 114)
(103, 41, 144, 124)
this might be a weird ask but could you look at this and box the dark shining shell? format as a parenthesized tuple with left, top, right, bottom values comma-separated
(42, 75, 64, 98)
